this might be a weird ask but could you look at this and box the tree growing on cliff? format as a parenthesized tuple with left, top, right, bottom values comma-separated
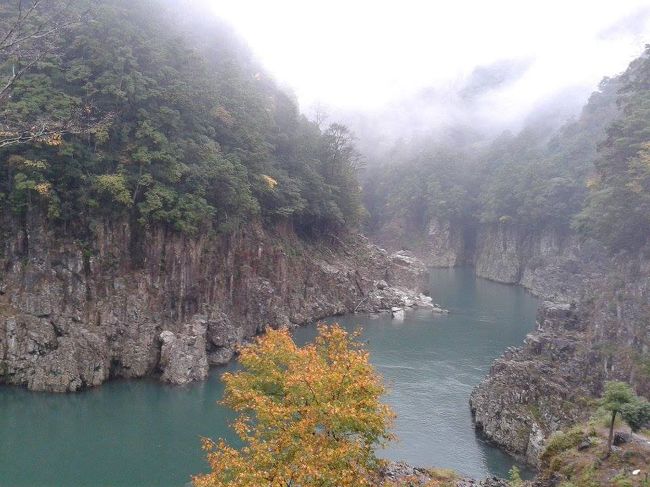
(600, 381, 636, 456)
(193, 324, 395, 487)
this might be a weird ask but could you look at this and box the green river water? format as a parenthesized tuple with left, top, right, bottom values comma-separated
(0, 267, 538, 486)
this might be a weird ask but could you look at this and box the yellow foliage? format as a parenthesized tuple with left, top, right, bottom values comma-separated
(193, 324, 395, 487)
(586, 175, 600, 190)
(42, 133, 63, 146)
(262, 174, 278, 189)
(34, 182, 51, 196)
(7, 155, 47, 170)
(212, 106, 234, 127)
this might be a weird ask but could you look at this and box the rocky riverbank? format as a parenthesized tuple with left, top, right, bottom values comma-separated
(470, 250, 650, 467)
(378, 462, 510, 487)
(0, 212, 430, 392)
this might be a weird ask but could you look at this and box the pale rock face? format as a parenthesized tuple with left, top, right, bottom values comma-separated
(474, 224, 522, 284)
(159, 318, 209, 385)
(425, 218, 465, 267)
(466, 222, 603, 301)
(526, 422, 547, 462)
(205, 312, 243, 366)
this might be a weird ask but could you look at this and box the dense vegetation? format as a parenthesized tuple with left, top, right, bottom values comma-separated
(0, 0, 364, 238)
(194, 325, 394, 487)
(365, 47, 650, 253)
(576, 51, 650, 251)
(364, 77, 620, 236)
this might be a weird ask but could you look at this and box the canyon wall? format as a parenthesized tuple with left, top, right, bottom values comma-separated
(473, 223, 605, 301)
(374, 218, 466, 269)
(375, 218, 595, 300)
(470, 252, 650, 465)
(0, 211, 428, 392)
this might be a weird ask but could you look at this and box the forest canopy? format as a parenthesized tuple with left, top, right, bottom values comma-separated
(0, 0, 364, 237)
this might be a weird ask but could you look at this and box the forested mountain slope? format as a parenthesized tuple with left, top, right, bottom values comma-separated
(364, 70, 623, 273)
(0, 0, 363, 237)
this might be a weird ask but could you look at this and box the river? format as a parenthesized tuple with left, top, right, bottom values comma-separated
(0, 267, 538, 486)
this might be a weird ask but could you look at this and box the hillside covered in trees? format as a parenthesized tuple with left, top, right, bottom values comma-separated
(0, 0, 364, 239)
(364, 47, 650, 255)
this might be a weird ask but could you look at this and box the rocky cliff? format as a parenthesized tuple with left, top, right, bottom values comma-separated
(0, 212, 429, 392)
(375, 217, 596, 300)
(373, 217, 467, 268)
(421, 218, 467, 267)
(473, 223, 607, 301)
(470, 251, 650, 466)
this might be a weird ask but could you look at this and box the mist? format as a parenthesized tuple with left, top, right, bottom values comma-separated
(212, 0, 650, 150)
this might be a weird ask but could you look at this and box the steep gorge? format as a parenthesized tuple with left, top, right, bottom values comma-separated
(368, 74, 650, 462)
(375, 217, 595, 300)
(374, 212, 650, 468)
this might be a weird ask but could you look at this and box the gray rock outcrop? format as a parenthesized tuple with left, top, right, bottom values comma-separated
(159, 318, 209, 385)
(470, 250, 650, 466)
(0, 213, 429, 392)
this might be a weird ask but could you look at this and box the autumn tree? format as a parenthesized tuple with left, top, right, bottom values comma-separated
(193, 324, 395, 487)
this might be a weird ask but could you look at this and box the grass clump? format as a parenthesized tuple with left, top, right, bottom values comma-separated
(542, 425, 586, 461)
(423, 468, 458, 487)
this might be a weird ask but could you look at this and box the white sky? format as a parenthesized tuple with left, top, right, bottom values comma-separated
(211, 1, 650, 120)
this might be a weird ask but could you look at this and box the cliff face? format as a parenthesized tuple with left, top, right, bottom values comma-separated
(470, 252, 650, 466)
(469, 302, 590, 465)
(373, 217, 467, 268)
(421, 219, 466, 267)
(473, 223, 605, 301)
(0, 212, 428, 392)
(375, 217, 594, 300)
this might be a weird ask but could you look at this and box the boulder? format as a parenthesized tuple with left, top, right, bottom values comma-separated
(159, 317, 208, 385)
(613, 432, 630, 446)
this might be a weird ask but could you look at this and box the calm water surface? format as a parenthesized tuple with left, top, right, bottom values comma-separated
(0, 268, 538, 486)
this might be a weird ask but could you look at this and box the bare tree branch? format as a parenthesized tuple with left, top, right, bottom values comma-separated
(0, 0, 92, 96)
(0, 0, 104, 148)
(0, 106, 115, 148)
